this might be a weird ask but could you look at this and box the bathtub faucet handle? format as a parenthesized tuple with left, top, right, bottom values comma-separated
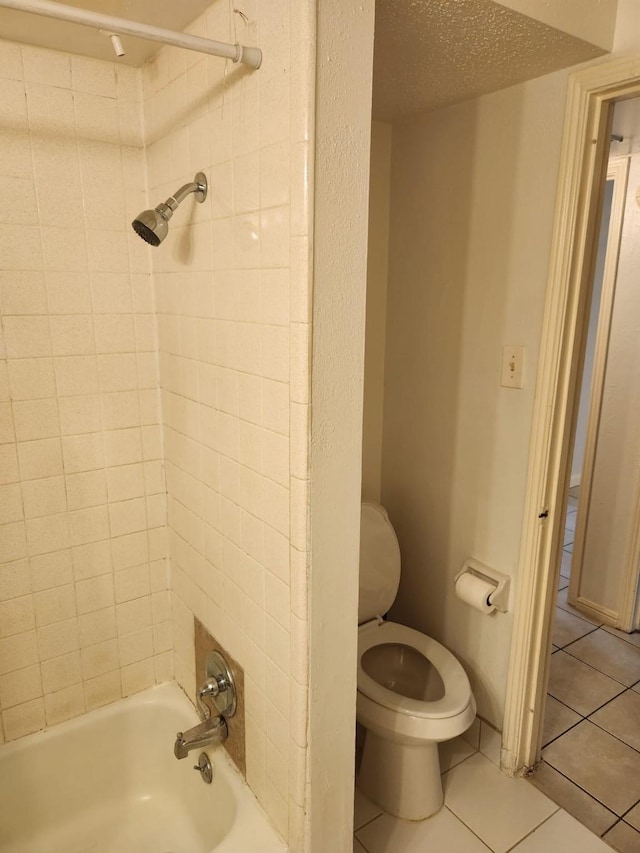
(200, 675, 226, 700)
(197, 677, 224, 719)
(196, 651, 237, 720)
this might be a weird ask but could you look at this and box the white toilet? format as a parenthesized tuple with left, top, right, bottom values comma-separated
(356, 502, 476, 820)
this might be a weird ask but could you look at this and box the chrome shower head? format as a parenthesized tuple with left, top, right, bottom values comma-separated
(132, 172, 207, 247)
(132, 207, 168, 246)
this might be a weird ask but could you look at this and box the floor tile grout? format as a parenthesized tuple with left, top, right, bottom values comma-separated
(355, 750, 561, 853)
(535, 757, 621, 827)
(353, 811, 383, 834)
(546, 691, 585, 716)
(553, 628, 601, 652)
(534, 499, 640, 846)
(439, 749, 475, 781)
(546, 682, 625, 723)
(355, 834, 371, 853)
(503, 807, 561, 853)
(440, 803, 498, 851)
(620, 798, 640, 820)
(586, 685, 636, 719)
(541, 716, 582, 750)
(601, 624, 640, 649)
(543, 685, 640, 755)
(553, 632, 639, 689)
(355, 493, 640, 852)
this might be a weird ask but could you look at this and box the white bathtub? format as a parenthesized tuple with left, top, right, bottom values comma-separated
(0, 683, 287, 853)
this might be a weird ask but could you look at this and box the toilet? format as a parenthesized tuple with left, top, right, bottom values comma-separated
(356, 502, 476, 820)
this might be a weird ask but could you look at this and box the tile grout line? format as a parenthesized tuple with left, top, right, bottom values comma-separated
(544, 690, 584, 718)
(502, 807, 561, 853)
(533, 758, 619, 830)
(552, 639, 638, 688)
(541, 716, 640, 804)
(543, 682, 640, 759)
(554, 593, 603, 627)
(609, 820, 640, 846)
(441, 751, 561, 851)
(600, 626, 640, 650)
(540, 716, 583, 751)
(353, 833, 371, 853)
(619, 796, 640, 821)
(554, 623, 601, 650)
(353, 800, 494, 853)
(584, 689, 640, 758)
(546, 682, 625, 719)
(561, 646, 639, 689)
(440, 802, 510, 852)
(353, 811, 383, 835)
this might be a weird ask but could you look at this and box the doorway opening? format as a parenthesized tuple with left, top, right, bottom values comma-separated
(529, 106, 640, 841)
(503, 57, 640, 848)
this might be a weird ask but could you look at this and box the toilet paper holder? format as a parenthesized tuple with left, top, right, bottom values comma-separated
(454, 559, 511, 613)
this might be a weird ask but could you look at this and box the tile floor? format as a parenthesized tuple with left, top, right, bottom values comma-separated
(354, 741, 613, 852)
(530, 489, 640, 851)
(353, 487, 640, 852)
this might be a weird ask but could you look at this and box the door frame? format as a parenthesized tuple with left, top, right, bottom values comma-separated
(501, 55, 640, 775)
(567, 155, 630, 628)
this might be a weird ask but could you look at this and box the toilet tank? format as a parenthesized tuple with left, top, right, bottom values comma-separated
(359, 503, 402, 624)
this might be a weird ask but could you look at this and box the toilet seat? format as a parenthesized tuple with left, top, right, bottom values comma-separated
(358, 621, 472, 720)
(356, 502, 477, 819)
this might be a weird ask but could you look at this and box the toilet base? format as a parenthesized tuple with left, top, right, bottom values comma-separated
(357, 731, 443, 820)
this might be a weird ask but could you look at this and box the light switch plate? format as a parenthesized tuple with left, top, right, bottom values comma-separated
(501, 345, 525, 389)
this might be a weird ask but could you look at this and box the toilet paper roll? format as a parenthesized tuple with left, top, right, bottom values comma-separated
(455, 573, 497, 614)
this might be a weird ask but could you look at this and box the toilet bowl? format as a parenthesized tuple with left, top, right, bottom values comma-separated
(356, 503, 476, 820)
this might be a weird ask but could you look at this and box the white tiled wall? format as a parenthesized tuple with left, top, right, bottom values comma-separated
(0, 42, 170, 744)
(142, 2, 312, 844)
(0, 1, 313, 844)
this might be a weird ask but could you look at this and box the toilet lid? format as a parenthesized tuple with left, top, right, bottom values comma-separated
(358, 503, 401, 624)
(357, 621, 473, 720)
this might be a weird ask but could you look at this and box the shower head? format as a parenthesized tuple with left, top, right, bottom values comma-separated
(132, 171, 207, 246)
(132, 207, 167, 246)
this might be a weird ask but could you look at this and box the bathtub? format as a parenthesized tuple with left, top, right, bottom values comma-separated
(0, 683, 287, 853)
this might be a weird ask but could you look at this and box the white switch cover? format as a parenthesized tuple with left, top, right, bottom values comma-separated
(501, 345, 525, 389)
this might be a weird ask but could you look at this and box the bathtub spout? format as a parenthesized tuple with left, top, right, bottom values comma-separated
(174, 716, 228, 760)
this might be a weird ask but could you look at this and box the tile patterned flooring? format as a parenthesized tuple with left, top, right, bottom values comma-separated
(530, 493, 640, 851)
(353, 489, 640, 852)
(354, 744, 612, 852)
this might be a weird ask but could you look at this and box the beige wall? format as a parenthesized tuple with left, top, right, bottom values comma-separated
(309, 1, 375, 849)
(613, 0, 640, 53)
(362, 121, 392, 503)
(498, 0, 618, 51)
(0, 42, 169, 744)
(143, 1, 313, 843)
(380, 71, 569, 727)
(369, 2, 640, 730)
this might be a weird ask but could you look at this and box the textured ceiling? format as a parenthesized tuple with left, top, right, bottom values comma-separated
(0, 0, 612, 108)
(0, 0, 213, 66)
(373, 0, 607, 122)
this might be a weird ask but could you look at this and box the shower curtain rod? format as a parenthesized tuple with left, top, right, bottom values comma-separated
(0, 0, 262, 68)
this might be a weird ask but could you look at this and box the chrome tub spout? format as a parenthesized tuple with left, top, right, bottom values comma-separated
(174, 652, 236, 761)
(174, 715, 228, 760)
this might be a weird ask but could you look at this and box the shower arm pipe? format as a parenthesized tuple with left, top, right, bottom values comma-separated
(171, 180, 203, 206)
(0, 0, 262, 69)
(159, 177, 206, 217)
